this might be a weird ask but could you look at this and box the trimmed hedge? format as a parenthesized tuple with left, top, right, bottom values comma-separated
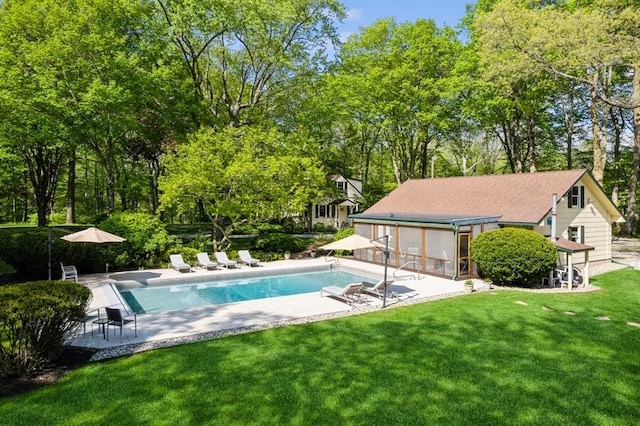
(254, 233, 307, 254)
(470, 228, 557, 287)
(0, 227, 119, 280)
(0, 280, 91, 377)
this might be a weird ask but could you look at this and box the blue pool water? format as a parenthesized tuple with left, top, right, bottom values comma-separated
(119, 270, 375, 314)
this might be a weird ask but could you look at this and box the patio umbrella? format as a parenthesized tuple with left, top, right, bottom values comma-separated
(55, 227, 126, 278)
(320, 234, 391, 308)
(61, 227, 126, 243)
(319, 234, 384, 251)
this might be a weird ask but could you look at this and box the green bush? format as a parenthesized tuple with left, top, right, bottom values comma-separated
(470, 228, 557, 287)
(254, 233, 307, 254)
(166, 246, 199, 266)
(0, 280, 91, 377)
(331, 227, 354, 256)
(0, 227, 117, 280)
(100, 212, 177, 268)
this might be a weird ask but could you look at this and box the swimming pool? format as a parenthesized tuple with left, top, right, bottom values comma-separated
(118, 269, 376, 313)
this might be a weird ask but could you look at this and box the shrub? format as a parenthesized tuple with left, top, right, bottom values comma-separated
(331, 227, 354, 256)
(254, 233, 307, 254)
(470, 228, 557, 287)
(100, 213, 177, 268)
(0, 280, 91, 377)
(166, 246, 199, 266)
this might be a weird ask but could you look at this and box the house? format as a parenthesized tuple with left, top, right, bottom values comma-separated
(350, 169, 623, 280)
(310, 175, 362, 230)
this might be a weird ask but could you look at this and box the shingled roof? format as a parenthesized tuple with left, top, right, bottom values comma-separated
(362, 169, 590, 225)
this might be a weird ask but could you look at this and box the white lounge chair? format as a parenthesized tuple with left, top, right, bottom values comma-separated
(169, 254, 191, 273)
(196, 252, 218, 270)
(61, 262, 78, 282)
(238, 250, 261, 267)
(215, 252, 237, 269)
(361, 280, 394, 299)
(320, 283, 365, 305)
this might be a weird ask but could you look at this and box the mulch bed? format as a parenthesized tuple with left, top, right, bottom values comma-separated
(0, 347, 97, 398)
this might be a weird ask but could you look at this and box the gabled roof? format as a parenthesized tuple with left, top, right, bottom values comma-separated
(361, 169, 620, 225)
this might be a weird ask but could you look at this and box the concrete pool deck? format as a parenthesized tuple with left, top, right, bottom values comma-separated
(69, 258, 468, 356)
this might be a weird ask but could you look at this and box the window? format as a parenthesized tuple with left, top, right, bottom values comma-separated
(568, 186, 585, 209)
(568, 226, 585, 244)
(336, 181, 346, 191)
(315, 204, 328, 218)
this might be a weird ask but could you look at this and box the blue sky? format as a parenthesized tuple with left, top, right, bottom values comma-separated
(337, 0, 474, 40)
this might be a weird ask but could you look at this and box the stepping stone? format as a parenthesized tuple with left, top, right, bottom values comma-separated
(564, 311, 576, 316)
(515, 301, 528, 306)
(542, 306, 554, 312)
(595, 316, 610, 321)
(628, 322, 640, 328)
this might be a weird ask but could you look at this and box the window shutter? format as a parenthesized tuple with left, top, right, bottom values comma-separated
(567, 190, 572, 208)
(315, 205, 318, 219)
(580, 186, 585, 208)
(580, 225, 585, 244)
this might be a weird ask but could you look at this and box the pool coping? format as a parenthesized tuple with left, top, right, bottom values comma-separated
(69, 258, 467, 360)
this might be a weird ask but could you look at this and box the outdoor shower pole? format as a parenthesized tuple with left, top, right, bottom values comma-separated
(382, 235, 389, 308)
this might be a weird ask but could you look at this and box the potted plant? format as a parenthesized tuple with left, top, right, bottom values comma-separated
(464, 279, 474, 292)
(284, 251, 291, 260)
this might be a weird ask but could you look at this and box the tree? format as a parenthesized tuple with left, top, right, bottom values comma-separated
(159, 126, 327, 248)
(0, 0, 74, 226)
(156, 0, 345, 127)
(472, 0, 640, 232)
(327, 18, 464, 185)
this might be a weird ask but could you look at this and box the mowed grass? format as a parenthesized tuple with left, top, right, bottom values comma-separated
(1, 269, 639, 425)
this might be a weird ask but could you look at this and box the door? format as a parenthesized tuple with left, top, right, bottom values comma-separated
(458, 232, 471, 278)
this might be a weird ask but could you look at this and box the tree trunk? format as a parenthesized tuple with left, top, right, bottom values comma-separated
(66, 148, 76, 224)
(589, 84, 607, 185)
(623, 65, 640, 235)
(21, 145, 62, 227)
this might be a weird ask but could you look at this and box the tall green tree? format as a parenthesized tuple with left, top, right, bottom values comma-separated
(159, 126, 327, 248)
(327, 18, 464, 185)
(156, 0, 344, 128)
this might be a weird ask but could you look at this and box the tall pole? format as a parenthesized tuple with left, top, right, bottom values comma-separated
(382, 235, 389, 308)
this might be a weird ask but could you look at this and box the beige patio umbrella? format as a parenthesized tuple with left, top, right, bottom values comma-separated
(320, 234, 391, 307)
(61, 227, 126, 243)
(58, 227, 126, 276)
(319, 234, 384, 251)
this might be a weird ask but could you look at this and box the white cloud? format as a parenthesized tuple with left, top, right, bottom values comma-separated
(346, 8, 363, 22)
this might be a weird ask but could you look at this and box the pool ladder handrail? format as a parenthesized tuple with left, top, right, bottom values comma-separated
(324, 250, 339, 268)
(393, 261, 421, 280)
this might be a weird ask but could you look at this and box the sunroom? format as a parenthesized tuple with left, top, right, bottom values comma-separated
(350, 212, 500, 280)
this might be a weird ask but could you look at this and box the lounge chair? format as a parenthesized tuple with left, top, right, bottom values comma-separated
(105, 307, 137, 343)
(196, 252, 218, 270)
(361, 280, 394, 299)
(169, 254, 191, 273)
(238, 250, 261, 267)
(215, 252, 237, 269)
(61, 262, 78, 282)
(320, 282, 365, 305)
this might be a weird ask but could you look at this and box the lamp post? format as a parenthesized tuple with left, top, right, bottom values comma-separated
(371, 235, 390, 308)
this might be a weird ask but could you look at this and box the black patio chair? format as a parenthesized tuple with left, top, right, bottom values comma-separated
(105, 307, 137, 343)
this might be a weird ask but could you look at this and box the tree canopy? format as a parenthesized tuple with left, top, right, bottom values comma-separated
(0, 0, 639, 235)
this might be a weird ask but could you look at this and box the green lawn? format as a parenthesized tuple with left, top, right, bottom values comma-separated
(1, 269, 639, 425)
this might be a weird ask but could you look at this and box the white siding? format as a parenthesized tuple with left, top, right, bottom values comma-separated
(554, 178, 612, 263)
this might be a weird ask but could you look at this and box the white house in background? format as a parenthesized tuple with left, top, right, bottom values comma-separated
(350, 169, 623, 281)
(310, 175, 363, 230)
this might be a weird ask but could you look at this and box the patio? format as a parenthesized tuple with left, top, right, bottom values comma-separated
(69, 258, 467, 357)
